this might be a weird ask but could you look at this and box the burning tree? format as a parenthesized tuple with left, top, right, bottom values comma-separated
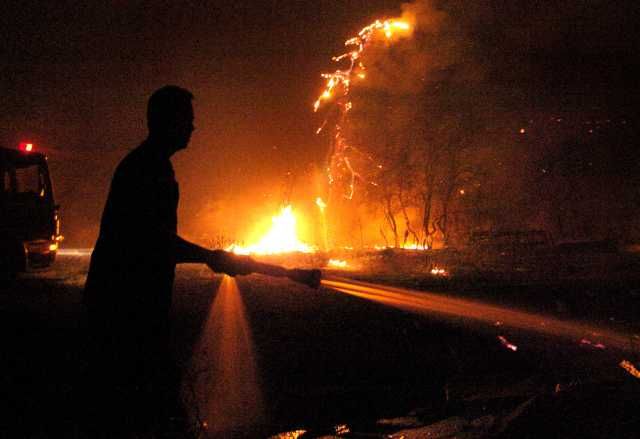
(312, 14, 418, 248)
(309, 0, 639, 251)
(313, 0, 492, 249)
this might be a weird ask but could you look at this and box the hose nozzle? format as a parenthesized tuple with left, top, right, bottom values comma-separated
(286, 268, 322, 289)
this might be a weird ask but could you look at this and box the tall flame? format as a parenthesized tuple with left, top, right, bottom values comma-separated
(229, 206, 314, 255)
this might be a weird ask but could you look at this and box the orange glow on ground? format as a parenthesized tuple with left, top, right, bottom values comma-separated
(373, 244, 428, 251)
(328, 259, 348, 269)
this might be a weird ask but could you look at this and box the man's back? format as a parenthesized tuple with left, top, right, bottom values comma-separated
(84, 140, 179, 318)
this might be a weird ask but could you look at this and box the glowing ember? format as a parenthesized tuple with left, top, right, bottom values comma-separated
(431, 267, 447, 276)
(270, 431, 307, 439)
(580, 338, 606, 349)
(328, 259, 348, 268)
(497, 335, 518, 352)
(229, 205, 314, 255)
(620, 360, 640, 379)
(373, 244, 428, 251)
(404, 243, 429, 250)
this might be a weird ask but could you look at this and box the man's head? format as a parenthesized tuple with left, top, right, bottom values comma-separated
(147, 85, 194, 154)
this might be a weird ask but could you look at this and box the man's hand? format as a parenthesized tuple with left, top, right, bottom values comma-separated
(206, 250, 255, 277)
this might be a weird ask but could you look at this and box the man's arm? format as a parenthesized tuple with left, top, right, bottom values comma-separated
(173, 234, 321, 287)
(173, 234, 254, 276)
(173, 234, 210, 264)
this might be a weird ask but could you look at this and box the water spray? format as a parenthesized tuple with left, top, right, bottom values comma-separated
(320, 277, 637, 352)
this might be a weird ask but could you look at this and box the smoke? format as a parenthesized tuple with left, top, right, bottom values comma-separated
(355, 0, 475, 96)
(401, 0, 446, 31)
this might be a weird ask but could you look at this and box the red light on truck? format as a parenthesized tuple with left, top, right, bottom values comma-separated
(19, 142, 34, 152)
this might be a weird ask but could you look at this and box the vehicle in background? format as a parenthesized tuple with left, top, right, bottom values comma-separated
(0, 143, 61, 281)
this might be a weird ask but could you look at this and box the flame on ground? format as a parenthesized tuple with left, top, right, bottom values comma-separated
(374, 244, 428, 251)
(328, 259, 348, 268)
(229, 205, 315, 255)
(269, 430, 307, 439)
(620, 360, 640, 379)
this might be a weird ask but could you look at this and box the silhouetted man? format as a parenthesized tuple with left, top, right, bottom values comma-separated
(83, 85, 248, 433)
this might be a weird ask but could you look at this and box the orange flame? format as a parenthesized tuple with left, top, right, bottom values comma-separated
(229, 206, 314, 255)
(315, 197, 327, 213)
(314, 19, 412, 113)
(327, 259, 348, 268)
(620, 360, 640, 379)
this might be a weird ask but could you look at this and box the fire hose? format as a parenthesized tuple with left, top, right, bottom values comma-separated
(223, 252, 322, 289)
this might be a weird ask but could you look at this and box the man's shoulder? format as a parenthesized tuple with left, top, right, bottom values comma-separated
(116, 143, 143, 165)
(114, 142, 173, 183)
(112, 144, 147, 183)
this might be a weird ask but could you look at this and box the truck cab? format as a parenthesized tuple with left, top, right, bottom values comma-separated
(0, 144, 61, 279)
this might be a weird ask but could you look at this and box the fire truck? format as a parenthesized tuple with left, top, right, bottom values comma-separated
(0, 143, 61, 281)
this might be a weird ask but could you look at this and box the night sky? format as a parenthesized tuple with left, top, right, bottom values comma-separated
(2, 1, 637, 246)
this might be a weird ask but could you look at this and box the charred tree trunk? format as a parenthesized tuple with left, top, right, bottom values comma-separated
(422, 190, 437, 248)
(383, 193, 399, 248)
(379, 227, 389, 247)
(439, 185, 455, 248)
(399, 187, 420, 247)
(421, 162, 438, 249)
